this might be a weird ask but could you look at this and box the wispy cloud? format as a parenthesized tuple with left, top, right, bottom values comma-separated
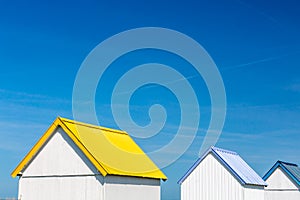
(0, 89, 72, 152)
(283, 82, 300, 93)
(0, 88, 70, 105)
(222, 51, 300, 71)
(234, 0, 279, 24)
(0, 119, 47, 152)
(0, 88, 71, 115)
(113, 74, 198, 96)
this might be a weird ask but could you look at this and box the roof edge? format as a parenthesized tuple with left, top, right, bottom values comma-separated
(213, 148, 267, 186)
(11, 118, 61, 177)
(210, 147, 248, 186)
(177, 146, 212, 184)
(280, 163, 300, 185)
(58, 117, 109, 176)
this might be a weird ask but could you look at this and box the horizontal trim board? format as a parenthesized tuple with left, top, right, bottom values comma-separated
(265, 189, 300, 191)
(21, 174, 102, 178)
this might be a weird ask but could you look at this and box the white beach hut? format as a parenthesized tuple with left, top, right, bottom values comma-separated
(263, 160, 300, 200)
(11, 117, 166, 200)
(178, 146, 267, 200)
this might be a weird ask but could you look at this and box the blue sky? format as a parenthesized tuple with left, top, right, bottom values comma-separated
(1, 0, 300, 199)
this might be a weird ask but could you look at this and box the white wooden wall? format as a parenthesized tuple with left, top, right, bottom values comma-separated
(244, 185, 264, 200)
(19, 176, 104, 200)
(18, 127, 161, 200)
(181, 153, 264, 200)
(265, 167, 300, 200)
(105, 176, 160, 200)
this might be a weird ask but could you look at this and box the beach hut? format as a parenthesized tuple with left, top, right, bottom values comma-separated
(263, 160, 300, 200)
(178, 146, 267, 200)
(11, 117, 166, 200)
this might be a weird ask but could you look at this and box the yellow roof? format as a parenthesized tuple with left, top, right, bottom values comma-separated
(11, 117, 167, 180)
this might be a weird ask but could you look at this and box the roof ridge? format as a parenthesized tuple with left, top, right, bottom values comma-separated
(59, 117, 127, 135)
(212, 146, 238, 155)
(278, 160, 298, 167)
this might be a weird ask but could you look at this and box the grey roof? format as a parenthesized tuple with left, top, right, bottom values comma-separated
(178, 146, 267, 186)
(263, 161, 300, 186)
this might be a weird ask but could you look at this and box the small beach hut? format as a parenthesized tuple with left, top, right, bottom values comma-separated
(178, 146, 267, 200)
(263, 160, 300, 200)
(11, 117, 166, 200)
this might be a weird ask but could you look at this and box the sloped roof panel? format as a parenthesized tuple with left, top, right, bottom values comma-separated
(282, 162, 300, 185)
(212, 147, 267, 186)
